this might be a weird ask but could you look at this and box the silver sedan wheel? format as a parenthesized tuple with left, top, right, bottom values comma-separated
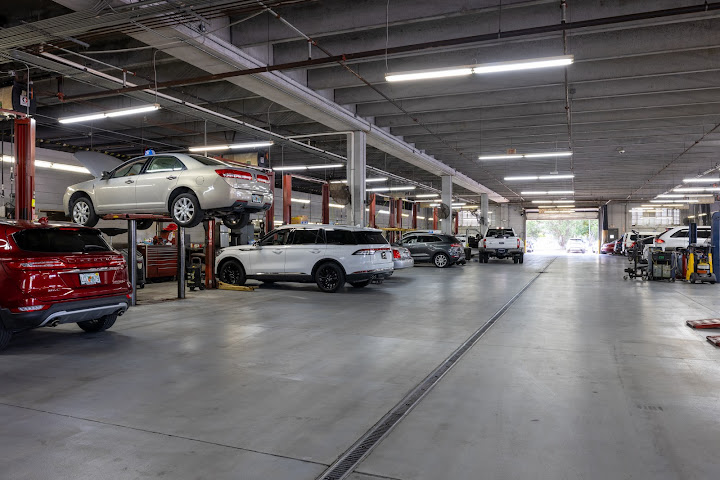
(173, 197, 195, 224)
(434, 253, 449, 268)
(72, 200, 91, 225)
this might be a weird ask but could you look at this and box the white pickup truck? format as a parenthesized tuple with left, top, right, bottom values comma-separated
(478, 228, 525, 264)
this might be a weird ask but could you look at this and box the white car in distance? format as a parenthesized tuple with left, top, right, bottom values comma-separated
(642, 226, 711, 260)
(216, 225, 394, 292)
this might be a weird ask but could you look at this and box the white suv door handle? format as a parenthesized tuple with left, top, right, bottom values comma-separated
(272, 249, 283, 254)
(310, 249, 321, 254)
(166, 175, 177, 180)
(125, 179, 134, 184)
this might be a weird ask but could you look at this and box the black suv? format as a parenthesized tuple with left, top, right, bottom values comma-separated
(397, 232, 465, 268)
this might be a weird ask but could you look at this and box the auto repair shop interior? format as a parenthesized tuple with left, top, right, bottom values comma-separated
(2, 1, 720, 479)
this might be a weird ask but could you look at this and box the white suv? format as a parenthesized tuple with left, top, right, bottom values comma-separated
(215, 225, 394, 292)
(642, 226, 711, 260)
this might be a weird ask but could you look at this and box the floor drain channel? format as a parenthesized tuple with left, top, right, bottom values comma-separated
(317, 259, 555, 480)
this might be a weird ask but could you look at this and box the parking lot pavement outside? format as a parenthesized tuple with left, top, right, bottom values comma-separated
(1, 255, 720, 479)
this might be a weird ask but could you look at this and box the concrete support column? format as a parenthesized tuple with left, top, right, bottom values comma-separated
(282, 174, 292, 224)
(481, 193, 489, 234)
(347, 131, 366, 226)
(265, 172, 275, 234)
(389, 198, 396, 229)
(500, 204, 509, 227)
(441, 175, 453, 235)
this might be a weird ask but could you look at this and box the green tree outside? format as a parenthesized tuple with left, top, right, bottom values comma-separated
(526, 219, 598, 247)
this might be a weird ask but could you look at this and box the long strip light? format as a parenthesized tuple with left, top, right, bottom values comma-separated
(291, 198, 311, 204)
(650, 199, 699, 203)
(386, 55, 573, 82)
(367, 186, 417, 192)
(273, 164, 344, 171)
(329, 203, 345, 209)
(480, 151, 573, 160)
(531, 200, 576, 204)
(1, 155, 90, 174)
(58, 104, 160, 124)
(674, 187, 720, 192)
(329, 177, 388, 184)
(505, 174, 574, 181)
(414, 193, 440, 198)
(521, 190, 574, 195)
(188, 141, 274, 152)
(656, 194, 714, 198)
(683, 177, 720, 183)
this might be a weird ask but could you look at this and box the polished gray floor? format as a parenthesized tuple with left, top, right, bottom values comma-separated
(1, 254, 719, 479)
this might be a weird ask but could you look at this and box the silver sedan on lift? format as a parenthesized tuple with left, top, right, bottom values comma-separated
(64, 153, 273, 229)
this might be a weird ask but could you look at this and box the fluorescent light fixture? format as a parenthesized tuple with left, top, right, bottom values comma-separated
(656, 194, 685, 198)
(650, 199, 699, 203)
(417, 216, 426, 220)
(189, 145, 230, 152)
(59, 104, 160, 124)
(273, 164, 344, 171)
(366, 186, 417, 192)
(538, 174, 574, 180)
(521, 191, 548, 195)
(521, 190, 573, 196)
(291, 198, 311, 204)
(480, 151, 572, 160)
(402, 214, 409, 218)
(2, 155, 91, 174)
(274, 220, 283, 225)
(415, 193, 439, 198)
(386, 55, 573, 83)
(366, 177, 388, 183)
(429, 203, 440, 207)
(451, 203, 466, 206)
(377, 210, 390, 215)
(555, 200, 576, 203)
(674, 187, 720, 192)
(229, 141, 273, 149)
(688, 215, 696, 219)
(189, 141, 274, 152)
(683, 177, 720, 183)
(505, 174, 574, 181)
(306, 163, 344, 170)
(699, 213, 708, 217)
(386, 68, 473, 83)
(329, 203, 345, 209)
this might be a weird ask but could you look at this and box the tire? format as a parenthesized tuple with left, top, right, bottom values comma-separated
(433, 252, 450, 268)
(171, 193, 203, 228)
(519, 255, 524, 264)
(350, 280, 370, 288)
(218, 259, 246, 286)
(483, 254, 490, 263)
(315, 262, 345, 293)
(136, 219, 154, 230)
(0, 324, 11, 352)
(71, 195, 99, 227)
(513, 257, 519, 264)
(77, 313, 117, 333)
(223, 213, 250, 229)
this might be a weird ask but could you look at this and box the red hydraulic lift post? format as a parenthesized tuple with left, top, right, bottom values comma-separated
(265, 171, 275, 234)
(321, 183, 330, 224)
(411, 203, 418, 229)
(389, 198, 396, 229)
(14, 117, 35, 221)
(282, 174, 292, 224)
(368, 194, 376, 228)
(205, 218, 217, 289)
(433, 208, 438, 230)
(395, 198, 402, 229)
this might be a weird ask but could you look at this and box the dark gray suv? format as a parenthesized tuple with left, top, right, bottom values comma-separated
(398, 232, 465, 268)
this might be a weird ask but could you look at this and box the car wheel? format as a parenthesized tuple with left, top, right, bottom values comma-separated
(71, 195, 99, 227)
(222, 213, 250, 229)
(0, 323, 11, 352)
(315, 262, 345, 293)
(171, 193, 204, 228)
(77, 313, 118, 333)
(136, 219, 154, 230)
(433, 252, 450, 268)
(350, 280, 370, 288)
(513, 257, 519, 264)
(218, 259, 246, 286)
(519, 254, 524, 264)
(483, 254, 490, 263)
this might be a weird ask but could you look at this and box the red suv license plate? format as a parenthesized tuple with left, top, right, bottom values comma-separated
(80, 272, 101, 285)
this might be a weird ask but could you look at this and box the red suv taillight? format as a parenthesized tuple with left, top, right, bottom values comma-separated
(393, 249, 401, 259)
(256, 174, 270, 184)
(9, 305, 49, 313)
(215, 169, 252, 181)
(4, 260, 67, 270)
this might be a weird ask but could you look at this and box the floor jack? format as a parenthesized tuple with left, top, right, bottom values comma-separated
(685, 245, 716, 284)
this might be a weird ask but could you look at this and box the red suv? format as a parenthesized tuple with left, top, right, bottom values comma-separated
(0, 220, 132, 351)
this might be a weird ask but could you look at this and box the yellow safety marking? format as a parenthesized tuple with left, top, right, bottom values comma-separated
(218, 281, 255, 292)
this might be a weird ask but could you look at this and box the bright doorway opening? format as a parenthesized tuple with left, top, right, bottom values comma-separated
(526, 219, 599, 254)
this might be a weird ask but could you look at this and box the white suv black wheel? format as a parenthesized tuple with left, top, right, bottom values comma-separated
(315, 262, 345, 293)
(218, 259, 246, 286)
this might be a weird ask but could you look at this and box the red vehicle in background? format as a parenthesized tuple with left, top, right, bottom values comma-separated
(0, 220, 132, 351)
(600, 240, 617, 254)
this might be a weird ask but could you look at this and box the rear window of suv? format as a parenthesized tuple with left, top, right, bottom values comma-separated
(353, 231, 388, 245)
(13, 228, 111, 253)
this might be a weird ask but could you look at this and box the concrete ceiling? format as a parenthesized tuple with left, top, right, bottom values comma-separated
(2, 0, 720, 206)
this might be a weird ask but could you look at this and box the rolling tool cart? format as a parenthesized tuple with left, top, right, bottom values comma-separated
(685, 245, 716, 284)
(623, 242, 647, 280)
(647, 249, 677, 282)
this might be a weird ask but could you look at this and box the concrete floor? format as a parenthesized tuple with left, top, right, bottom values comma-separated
(1, 254, 719, 479)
